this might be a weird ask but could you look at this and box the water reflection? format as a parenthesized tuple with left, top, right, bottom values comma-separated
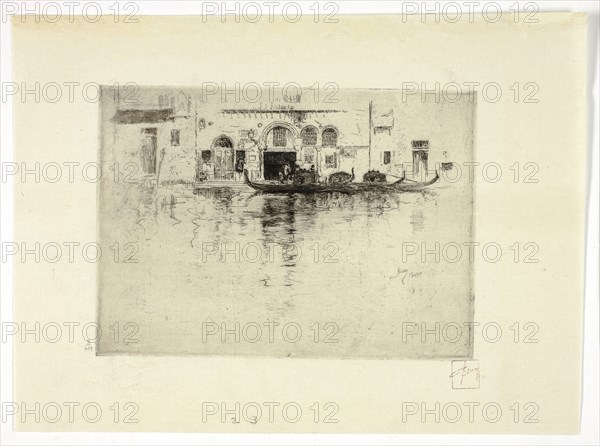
(146, 185, 439, 249)
(100, 180, 473, 357)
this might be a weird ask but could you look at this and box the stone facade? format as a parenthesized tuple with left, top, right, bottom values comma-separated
(100, 87, 475, 184)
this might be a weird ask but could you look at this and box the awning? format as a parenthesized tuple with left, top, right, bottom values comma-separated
(111, 108, 175, 124)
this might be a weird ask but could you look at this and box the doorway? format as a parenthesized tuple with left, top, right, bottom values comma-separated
(235, 150, 246, 172)
(263, 152, 296, 180)
(141, 128, 157, 174)
(213, 136, 234, 180)
(412, 150, 428, 177)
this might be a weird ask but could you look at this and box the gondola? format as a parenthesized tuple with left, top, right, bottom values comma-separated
(390, 172, 440, 191)
(243, 170, 439, 194)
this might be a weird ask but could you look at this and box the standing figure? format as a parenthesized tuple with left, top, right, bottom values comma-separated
(235, 158, 245, 182)
(310, 164, 317, 183)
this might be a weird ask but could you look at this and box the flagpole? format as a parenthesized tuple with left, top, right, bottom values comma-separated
(368, 100, 372, 171)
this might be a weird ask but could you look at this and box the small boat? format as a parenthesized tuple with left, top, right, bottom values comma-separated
(363, 170, 388, 183)
(243, 170, 439, 194)
(391, 172, 440, 191)
(328, 168, 355, 184)
(243, 170, 358, 193)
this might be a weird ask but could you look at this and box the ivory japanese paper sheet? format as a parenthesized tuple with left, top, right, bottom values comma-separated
(10, 12, 587, 433)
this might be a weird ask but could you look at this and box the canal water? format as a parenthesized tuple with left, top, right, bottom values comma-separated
(99, 179, 473, 358)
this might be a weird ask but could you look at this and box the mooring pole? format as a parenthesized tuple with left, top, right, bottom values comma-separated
(368, 100, 372, 171)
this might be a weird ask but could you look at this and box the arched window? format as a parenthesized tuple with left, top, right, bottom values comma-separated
(322, 128, 338, 147)
(272, 126, 288, 147)
(301, 126, 318, 146)
(213, 136, 234, 149)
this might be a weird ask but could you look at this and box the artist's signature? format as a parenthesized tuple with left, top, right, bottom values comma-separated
(449, 361, 479, 385)
(391, 268, 422, 284)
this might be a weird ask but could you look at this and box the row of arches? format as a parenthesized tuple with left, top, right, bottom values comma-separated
(200, 125, 339, 180)
(259, 122, 338, 149)
(299, 126, 338, 147)
(209, 125, 339, 151)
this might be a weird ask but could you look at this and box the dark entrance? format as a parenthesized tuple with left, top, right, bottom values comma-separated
(263, 151, 296, 180)
(235, 150, 246, 172)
